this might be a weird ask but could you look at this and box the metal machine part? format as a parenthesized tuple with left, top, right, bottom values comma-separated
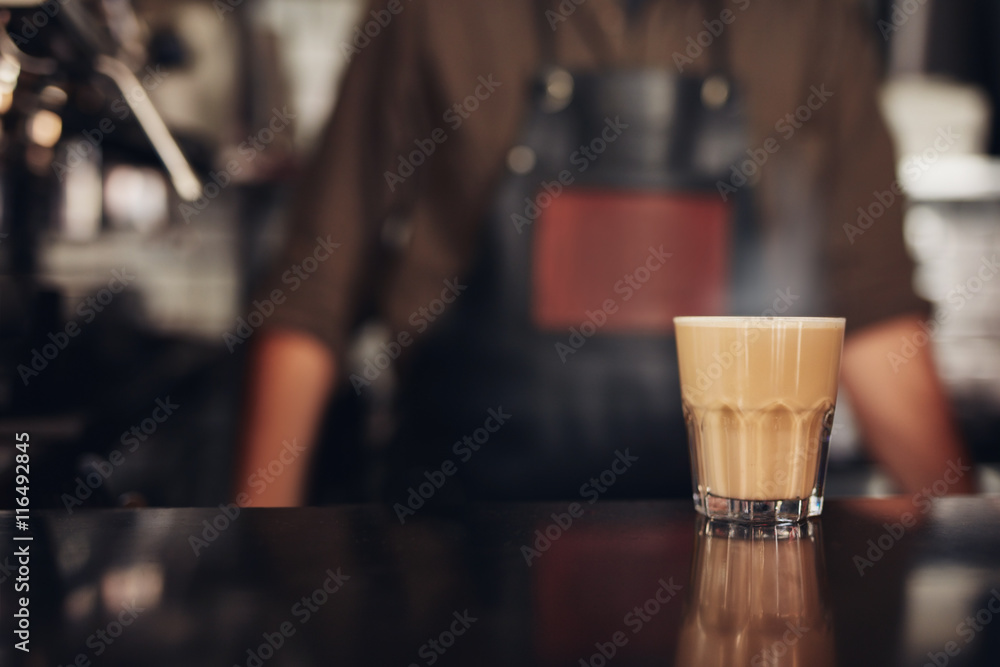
(1, 0, 201, 200)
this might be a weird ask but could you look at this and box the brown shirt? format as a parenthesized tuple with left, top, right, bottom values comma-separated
(265, 0, 926, 358)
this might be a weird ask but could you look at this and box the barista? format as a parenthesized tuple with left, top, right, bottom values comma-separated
(236, 0, 975, 505)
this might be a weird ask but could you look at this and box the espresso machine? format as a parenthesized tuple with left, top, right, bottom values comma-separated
(0, 0, 294, 509)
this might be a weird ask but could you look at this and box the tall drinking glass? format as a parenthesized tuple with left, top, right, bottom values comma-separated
(674, 316, 845, 523)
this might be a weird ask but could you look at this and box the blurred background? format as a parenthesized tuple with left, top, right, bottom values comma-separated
(0, 0, 998, 510)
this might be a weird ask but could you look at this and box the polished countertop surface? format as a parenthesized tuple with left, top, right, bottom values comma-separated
(2, 498, 1000, 666)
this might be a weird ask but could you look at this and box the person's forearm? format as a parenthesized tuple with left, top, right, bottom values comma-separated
(841, 315, 976, 495)
(235, 329, 337, 506)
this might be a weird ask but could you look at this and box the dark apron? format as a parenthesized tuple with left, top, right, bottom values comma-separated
(389, 5, 750, 502)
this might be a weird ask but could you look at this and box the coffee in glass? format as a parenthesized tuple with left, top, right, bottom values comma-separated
(674, 316, 845, 523)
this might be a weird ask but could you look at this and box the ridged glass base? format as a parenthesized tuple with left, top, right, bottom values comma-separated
(693, 491, 823, 524)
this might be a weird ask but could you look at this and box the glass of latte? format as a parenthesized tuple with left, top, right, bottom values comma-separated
(674, 316, 845, 523)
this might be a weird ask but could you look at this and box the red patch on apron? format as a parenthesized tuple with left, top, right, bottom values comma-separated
(532, 189, 729, 333)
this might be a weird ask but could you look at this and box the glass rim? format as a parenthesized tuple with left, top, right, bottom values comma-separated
(674, 316, 845, 326)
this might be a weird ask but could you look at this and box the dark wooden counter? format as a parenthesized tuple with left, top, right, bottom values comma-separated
(2, 497, 999, 666)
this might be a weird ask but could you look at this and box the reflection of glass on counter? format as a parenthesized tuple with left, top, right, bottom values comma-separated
(676, 519, 835, 666)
